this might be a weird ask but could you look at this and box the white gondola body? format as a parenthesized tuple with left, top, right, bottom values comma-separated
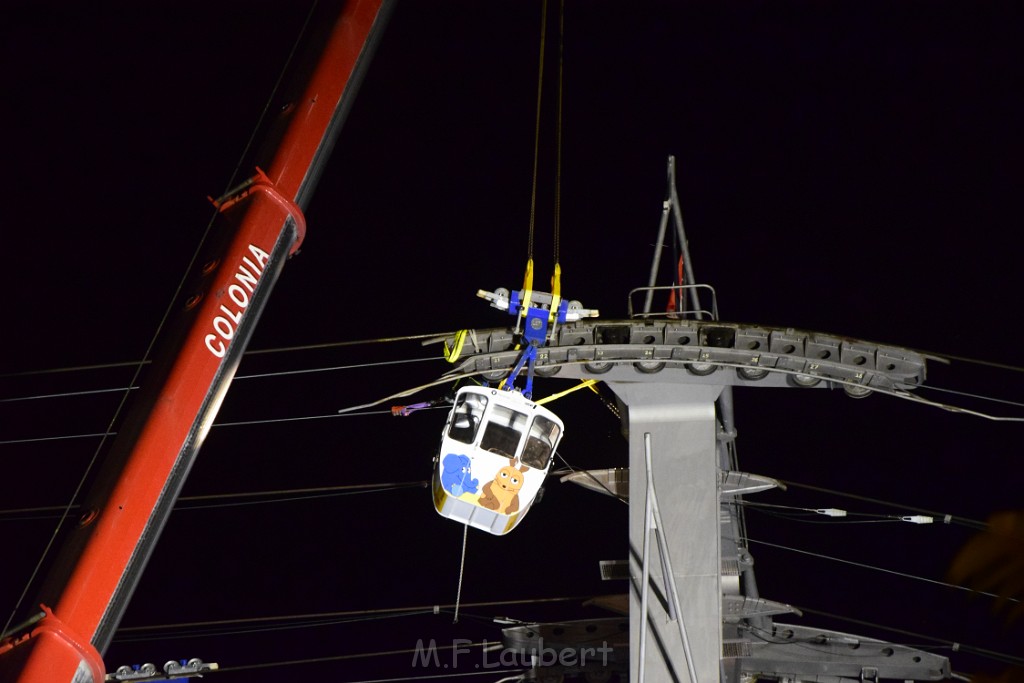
(433, 386, 564, 535)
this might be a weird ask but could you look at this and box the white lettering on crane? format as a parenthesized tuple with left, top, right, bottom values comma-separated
(204, 244, 271, 358)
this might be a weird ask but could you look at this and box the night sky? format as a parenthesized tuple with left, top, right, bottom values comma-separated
(3, 2, 1023, 681)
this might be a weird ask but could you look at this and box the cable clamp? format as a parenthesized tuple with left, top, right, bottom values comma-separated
(901, 515, 934, 524)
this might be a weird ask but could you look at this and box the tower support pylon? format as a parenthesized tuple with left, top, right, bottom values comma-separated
(609, 382, 724, 683)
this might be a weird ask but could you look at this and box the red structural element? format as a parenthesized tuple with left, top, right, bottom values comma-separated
(1, 607, 106, 683)
(0, 2, 389, 681)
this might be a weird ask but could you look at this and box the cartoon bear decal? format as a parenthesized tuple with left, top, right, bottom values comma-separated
(479, 458, 530, 515)
(440, 453, 479, 497)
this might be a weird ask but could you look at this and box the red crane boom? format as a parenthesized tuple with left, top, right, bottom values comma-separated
(0, 2, 391, 681)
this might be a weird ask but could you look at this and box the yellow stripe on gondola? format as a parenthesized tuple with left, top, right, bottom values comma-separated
(433, 481, 448, 511)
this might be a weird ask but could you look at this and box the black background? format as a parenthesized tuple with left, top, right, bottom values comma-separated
(2, 2, 1023, 681)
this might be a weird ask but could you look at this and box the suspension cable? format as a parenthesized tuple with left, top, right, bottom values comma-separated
(116, 595, 588, 637)
(9, 357, 1024, 447)
(526, 0, 548, 263)
(556, 451, 627, 505)
(916, 381, 1024, 410)
(524, 0, 567, 294)
(115, 608, 438, 643)
(0, 331, 459, 381)
(214, 642, 504, 675)
(9, 345, 1024, 425)
(553, 0, 564, 268)
(453, 524, 469, 623)
(0, 405, 438, 446)
(112, 600, 1024, 675)
(0, 481, 430, 522)
(776, 479, 988, 531)
(746, 537, 1021, 604)
(1, 356, 444, 405)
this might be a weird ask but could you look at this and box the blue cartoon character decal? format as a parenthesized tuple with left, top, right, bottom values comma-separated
(441, 453, 479, 497)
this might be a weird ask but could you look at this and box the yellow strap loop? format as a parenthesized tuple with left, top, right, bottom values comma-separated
(521, 259, 535, 317)
(535, 379, 597, 406)
(444, 329, 468, 363)
(548, 262, 562, 323)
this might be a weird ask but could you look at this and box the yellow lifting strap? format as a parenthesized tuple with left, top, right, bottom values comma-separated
(520, 258, 535, 316)
(548, 262, 562, 323)
(444, 329, 468, 363)
(520, 259, 563, 324)
(535, 379, 598, 406)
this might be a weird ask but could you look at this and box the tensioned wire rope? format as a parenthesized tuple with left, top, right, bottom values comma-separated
(112, 635, 1022, 681)
(1, 430, 1016, 663)
(452, 0, 566, 628)
(0, 470, 996, 535)
(101, 573, 1024, 670)
(99, 588, 1024, 670)
(0, 450, 1012, 616)
(0, 448, 994, 530)
(5, 361, 1024, 449)
(104, 598, 1024, 671)
(0, 1, 325, 640)
(107, 600, 1024, 671)
(217, 650, 520, 678)
(5, 336, 1024, 381)
(111, 595, 589, 642)
(85, 522, 1024, 677)
(734, 533, 1023, 606)
(0, 331, 458, 380)
(0, 481, 432, 523)
(5, 339, 1024, 425)
(7, 350, 1024, 448)
(525, 0, 565, 268)
(4, 286, 1015, 659)
(713, 529, 1024, 670)
(5, 328, 1024, 418)
(0, 355, 445, 405)
(773, 479, 991, 532)
(6, 335, 1024, 387)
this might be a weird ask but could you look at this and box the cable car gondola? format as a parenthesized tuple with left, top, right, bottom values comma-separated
(431, 275, 594, 535)
(433, 386, 563, 535)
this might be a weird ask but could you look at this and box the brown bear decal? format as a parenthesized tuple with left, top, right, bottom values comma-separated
(479, 459, 530, 515)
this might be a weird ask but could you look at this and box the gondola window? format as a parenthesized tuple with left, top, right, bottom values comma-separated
(522, 415, 561, 469)
(449, 392, 487, 444)
(480, 404, 528, 458)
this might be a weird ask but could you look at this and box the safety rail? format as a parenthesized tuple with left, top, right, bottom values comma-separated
(628, 284, 719, 321)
